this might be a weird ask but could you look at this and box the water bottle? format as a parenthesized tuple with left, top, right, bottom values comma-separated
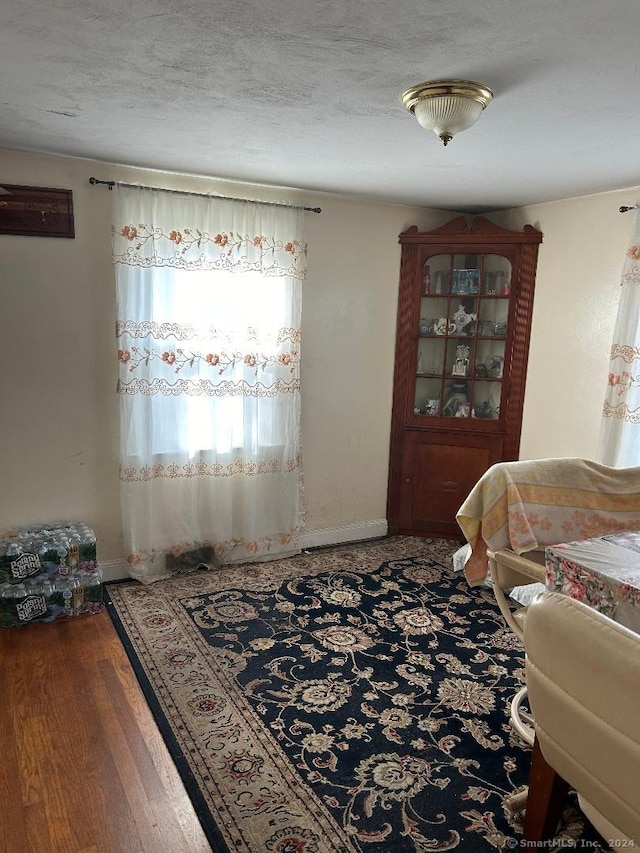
(5, 542, 22, 582)
(31, 573, 53, 600)
(0, 582, 16, 627)
(83, 565, 104, 612)
(80, 527, 98, 565)
(11, 583, 29, 624)
(71, 573, 85, 616)
(57, 545, 70, 578)
(66, 532, 82, 571)
(56, 576, 74, 617)
(24, 576, 49, 623)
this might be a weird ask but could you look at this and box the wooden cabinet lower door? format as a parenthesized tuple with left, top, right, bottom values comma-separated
(394, 431, 503, 537)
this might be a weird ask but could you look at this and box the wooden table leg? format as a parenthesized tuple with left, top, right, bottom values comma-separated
(522, 736, 570, 841)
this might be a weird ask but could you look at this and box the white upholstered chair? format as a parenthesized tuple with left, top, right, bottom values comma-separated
(522, 590, 640, 844)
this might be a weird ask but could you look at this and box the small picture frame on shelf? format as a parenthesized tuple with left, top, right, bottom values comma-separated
(452, 268, 480, 294)
(455, 402, 470, 418)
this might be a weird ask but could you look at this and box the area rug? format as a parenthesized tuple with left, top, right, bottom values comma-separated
(104, 536, 604, 852)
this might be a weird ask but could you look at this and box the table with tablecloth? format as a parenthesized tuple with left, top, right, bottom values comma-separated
(545, 530, 640, 632)
(456, 457, 640, 588)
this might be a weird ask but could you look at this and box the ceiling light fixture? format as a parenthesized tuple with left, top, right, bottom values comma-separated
(401, 79, 493, 146)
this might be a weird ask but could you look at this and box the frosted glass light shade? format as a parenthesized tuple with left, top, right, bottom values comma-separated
(402, 80, 493, 146)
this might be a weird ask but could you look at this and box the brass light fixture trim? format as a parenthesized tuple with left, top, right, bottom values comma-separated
(401, 79, 494, 146)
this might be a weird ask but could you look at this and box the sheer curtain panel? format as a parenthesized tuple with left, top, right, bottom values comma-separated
(113, 186, 306, 582)
(598, 206, 640, 467)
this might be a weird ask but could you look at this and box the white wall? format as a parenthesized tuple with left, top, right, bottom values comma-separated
(302, 196, 451, 536)
(491, 188, 639, 460)
(0, 149, 449, 572)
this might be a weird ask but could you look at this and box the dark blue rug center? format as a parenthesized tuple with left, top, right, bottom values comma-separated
(179, 555, 544, 850)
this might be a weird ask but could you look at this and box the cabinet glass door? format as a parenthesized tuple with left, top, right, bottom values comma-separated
(415, 253, 511, 421)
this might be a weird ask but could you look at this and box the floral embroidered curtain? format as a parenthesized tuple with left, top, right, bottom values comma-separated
(597, 206, 640, 467)
(113, 185, 307, 582)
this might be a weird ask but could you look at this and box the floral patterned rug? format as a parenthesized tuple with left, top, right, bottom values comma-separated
(104, 536, 605, 852)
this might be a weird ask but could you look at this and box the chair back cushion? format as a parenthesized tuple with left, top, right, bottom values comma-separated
(525, 591, 640, 841)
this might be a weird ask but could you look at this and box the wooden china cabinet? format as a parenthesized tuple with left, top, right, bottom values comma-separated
(387, 216, 543, 538)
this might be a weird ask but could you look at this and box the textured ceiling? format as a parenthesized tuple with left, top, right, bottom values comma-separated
(2, 0, 640, 212)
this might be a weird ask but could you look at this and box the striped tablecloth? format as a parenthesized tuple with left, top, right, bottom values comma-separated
(456, 458, 640, 587)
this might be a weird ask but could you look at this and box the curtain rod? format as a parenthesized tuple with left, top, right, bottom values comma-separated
(620, 204, 639, 213)
(88, 177, 321, 213)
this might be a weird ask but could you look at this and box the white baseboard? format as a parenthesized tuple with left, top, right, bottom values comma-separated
(101, 558, 131, 583)
(300, 519, 388, 550)
(101, 519, 389, 582)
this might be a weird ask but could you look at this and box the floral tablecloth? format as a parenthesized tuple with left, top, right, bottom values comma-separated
(545, 530, 640, 632)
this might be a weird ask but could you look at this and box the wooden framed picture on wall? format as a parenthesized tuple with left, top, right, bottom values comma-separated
(0, 184, 74, 238)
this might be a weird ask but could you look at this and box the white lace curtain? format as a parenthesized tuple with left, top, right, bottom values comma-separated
(112, 185, 307, 582)
(597, 205, 640, 467)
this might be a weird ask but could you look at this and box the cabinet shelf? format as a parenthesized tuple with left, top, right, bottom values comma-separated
(418, 334, 507, 341)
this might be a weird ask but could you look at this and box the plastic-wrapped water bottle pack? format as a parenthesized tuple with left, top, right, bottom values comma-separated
(0, 521, 103, 627)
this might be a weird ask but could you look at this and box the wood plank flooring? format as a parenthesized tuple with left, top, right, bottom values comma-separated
(0, 608, 213, 853)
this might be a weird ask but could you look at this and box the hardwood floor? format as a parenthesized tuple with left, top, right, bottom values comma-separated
(0, 608, 212, 853)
